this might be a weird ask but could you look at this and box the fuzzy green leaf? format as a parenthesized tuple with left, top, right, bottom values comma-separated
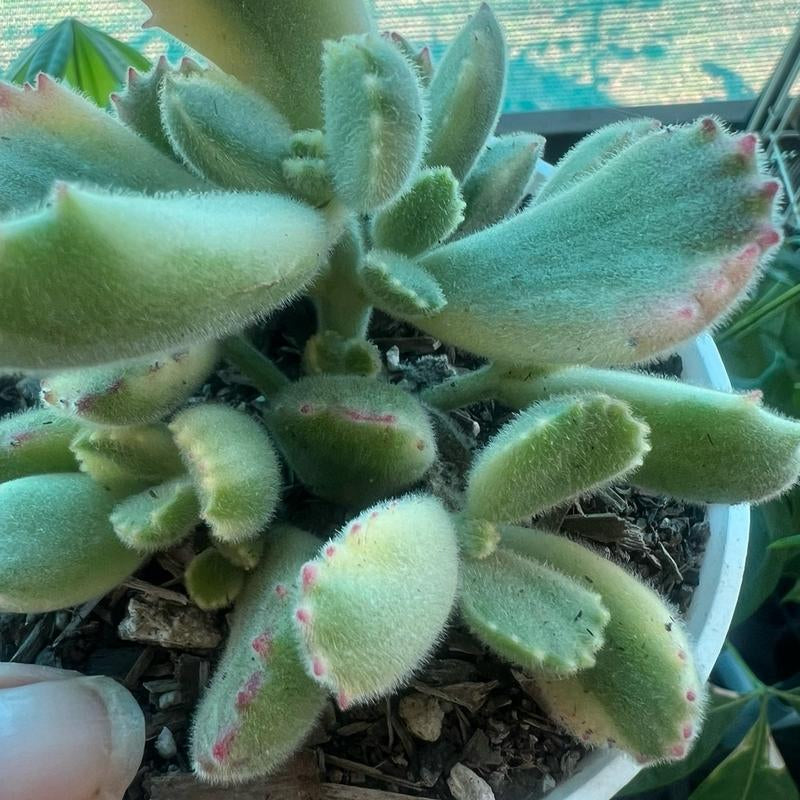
(294, 494, 459, 706)
(465, 394, 650, 522)
(160, 71, 293, 190)
(170, 405, 281, 543)
(0, 75, 200, 217)
(0, 185, 328, 370)
(111, 476, 201, 554)
(143, 0, 374, 130)
(71, 424, 185, 496)
(191, 525, 328, 783)
(621, 687, 751, 795)
(362, 250, 447, 317)
(537, 118, 661, 203)
(458, 133, 543, 235)
(426, 4, 506, 180)
(410, 120, 782, 366)
(503, 525, 704, 762)
(185, 547, 246, 610)
(323, 34, 426, 211)
(371, 167, 466, 256)
(0, 407, 81, 482)
(41, 343, 219, 427)
(5, 18, 150, 107)
(0, 474, 142, 613)
(266, 375, 436, 506)
(460, 547, 610, 673)
(495, 366, 800, 505)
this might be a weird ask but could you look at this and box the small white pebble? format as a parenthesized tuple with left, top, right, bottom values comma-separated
(448, 763, 495, 800)
(155, 726, 177, 759)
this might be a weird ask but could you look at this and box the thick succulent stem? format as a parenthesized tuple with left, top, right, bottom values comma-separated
(422, 365, 503, 412)
(501, 525, 704, 763)
(308, 224, 372, 341)
(220, 336, 290, 399)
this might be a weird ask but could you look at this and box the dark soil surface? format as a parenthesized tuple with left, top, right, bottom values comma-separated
(0, 309, 707, 800)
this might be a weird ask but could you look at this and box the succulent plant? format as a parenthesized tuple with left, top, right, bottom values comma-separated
(0, 0, 797, 790)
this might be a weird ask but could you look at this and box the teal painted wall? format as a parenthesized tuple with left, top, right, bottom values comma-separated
(0, 0, 796, 111)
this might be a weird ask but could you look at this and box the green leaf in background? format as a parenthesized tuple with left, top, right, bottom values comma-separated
(619, 687, 752, 796)
(732, 499, 800, 626)
(4, 18, 150, 106)
(783, 579, 800, 604)
(690, 703, 799, 800)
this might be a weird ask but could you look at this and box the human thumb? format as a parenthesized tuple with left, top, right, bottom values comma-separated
(0, 663, 144, 800)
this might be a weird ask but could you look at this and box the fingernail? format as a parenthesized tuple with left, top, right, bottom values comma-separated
(0, 675, 144, 800)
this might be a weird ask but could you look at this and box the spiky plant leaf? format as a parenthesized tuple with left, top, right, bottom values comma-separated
(111, 476, 200, 553)
(0, 408, 81, 482)
(143, 0, 374, 130)
(362, 250, 447, 316)
(112, 56, 201, 153)
(0, 75, 200, 216)
(323, 34, 426, 211)
(191, 525, 327, 783)
(371, 167, 465, 256)
(0, 474, 142, 613)
(426, 4, 506, 180)
(503, 525, 704, 763)
(265, 375, 436, 506)
(0, 184, 328, 370)
(170, 405, 281, 543)
(458, 133, 543, 234)
(70, 424, 185, 496)
(495, 366, 800, 504)
(460, 547, 610, 673)
(160, 71, 293, 190)
(185, 547, 246, 610)
(384, 32, 433, 85)
(465, 394, 650, 522)
(396, 120, 782, 366)
(41, 343, 219, 426)
(4, 18, 150, 107)
(294, 494, 459, 707)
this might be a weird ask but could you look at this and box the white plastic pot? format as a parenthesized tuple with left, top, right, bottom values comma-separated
(525, 160, 750, 799)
